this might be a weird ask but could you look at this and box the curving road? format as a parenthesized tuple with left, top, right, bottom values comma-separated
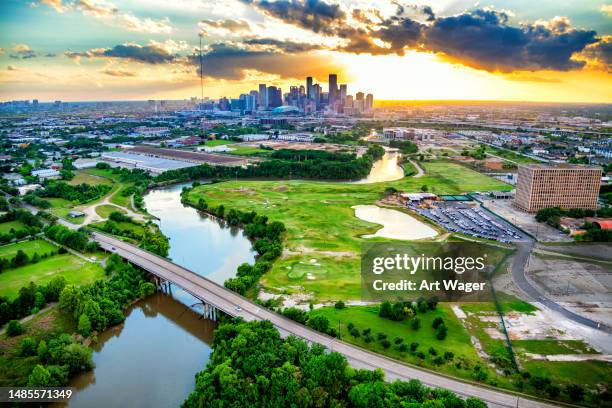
(92, 231, 559, 408)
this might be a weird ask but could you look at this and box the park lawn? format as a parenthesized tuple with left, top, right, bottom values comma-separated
(311, 304, 490, 381)
(0, 239, 57, 260)
(95, 204, 126, 219)
(204, 139, 234, 146)
(0, 221, 27, 234)
(513, 339, 598, 355)
(45, 197, 85, 224)
(486, 147, 540, 165)
(187, 161, 511, 301)
(67, 170, 113, 186)
(224, 145, 272, 156)
(0, 254, 105, 299)
(460, 292, 538, 314)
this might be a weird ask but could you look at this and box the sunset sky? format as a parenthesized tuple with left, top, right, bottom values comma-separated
(0, 0, 611, 102)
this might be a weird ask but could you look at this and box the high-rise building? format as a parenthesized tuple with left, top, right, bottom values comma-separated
(312, 84, 321, 108)
(356, 92, 364, 101)
(365, 93, 373, 111)
(339, 85, 347, 106)
(514, 164, 602, 212)
(328, 74, 338, 105)
(258, 84, 267, 108)
(267, 86, 282, 108)
(306, 77, 313, 99)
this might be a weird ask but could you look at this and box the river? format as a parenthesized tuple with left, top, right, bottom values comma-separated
(64, 150, 404, 406)
(63, 183, 256, 408)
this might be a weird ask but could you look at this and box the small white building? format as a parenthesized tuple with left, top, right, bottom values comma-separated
(31, 169, 61, 180)
(236, 134, 269, 142)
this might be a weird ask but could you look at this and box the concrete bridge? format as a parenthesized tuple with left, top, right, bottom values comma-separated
(92, 231, 559, 408)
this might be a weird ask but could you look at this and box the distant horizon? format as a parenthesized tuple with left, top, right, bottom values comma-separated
(1, 1, 611, 103)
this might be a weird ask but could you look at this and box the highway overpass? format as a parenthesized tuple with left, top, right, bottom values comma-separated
(92, 231, 560, 408)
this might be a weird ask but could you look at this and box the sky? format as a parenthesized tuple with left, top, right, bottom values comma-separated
(0, 0, 611, 103)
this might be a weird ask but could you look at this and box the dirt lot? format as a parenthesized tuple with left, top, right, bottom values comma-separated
(525, 252, 612, 327)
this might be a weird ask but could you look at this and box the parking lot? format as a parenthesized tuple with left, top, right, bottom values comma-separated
(408, 201, 528, 242)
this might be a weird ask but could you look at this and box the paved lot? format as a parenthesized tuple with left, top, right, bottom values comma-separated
(478, 197, 572, 242)
(408, 201, 528, 243)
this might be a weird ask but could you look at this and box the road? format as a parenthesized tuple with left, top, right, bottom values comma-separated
(511, 241, 610, 333)
(92, 231, 559, 408)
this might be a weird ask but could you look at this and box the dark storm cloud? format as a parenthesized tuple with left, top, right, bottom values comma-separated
(246, 1, 601, 72)
(424, 9, 598, 71)
(188, 43, 341, 80)
(65, 43, 176, 64)
(245, 0, 345, 34)
(243, 38, 324, 53)
(95, 44, 175, 64)
(580, 36, 612, 72)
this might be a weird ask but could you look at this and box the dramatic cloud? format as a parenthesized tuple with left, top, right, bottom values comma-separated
(580, 36, 612, 72)
(65, 41, 179, 64)
(601, 4, 612, 17)
(118, 14, 173, 34)
(245, 0, 345, 35)
(243, 38, 323, 53)
(187, 43, 341, 81)
(246, 1, 602, 73)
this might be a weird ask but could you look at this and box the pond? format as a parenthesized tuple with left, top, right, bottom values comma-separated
(353, 205, 438, 240)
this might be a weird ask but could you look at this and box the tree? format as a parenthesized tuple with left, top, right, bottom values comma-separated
(12, 249, 29, 267)
(306, 315, 330, 333)
(565, 384, 585, 402)
(77, 313, 92, 336)
(378, 301, 392, 318)
(27, 365, 51, 387)
(37, 339, 49, 362)
(334, 300, 345, 309)
(411, 317, 420, 330)
(19, 337, 38, 356)
(432, 317, 444, 329)
(436, 324, 448, 340)
(6, 320, 23, 336)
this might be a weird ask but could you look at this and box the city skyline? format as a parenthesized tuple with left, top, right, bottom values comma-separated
(0, 0, 611, 102)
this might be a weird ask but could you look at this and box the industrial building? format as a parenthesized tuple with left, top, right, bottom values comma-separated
(514, 164, 602, 212)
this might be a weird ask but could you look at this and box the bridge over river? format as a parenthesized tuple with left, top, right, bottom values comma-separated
(91, 231, 559, 408)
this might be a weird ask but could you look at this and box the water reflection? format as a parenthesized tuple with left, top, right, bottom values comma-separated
(353, 150, 404, 184)
(63, 183, 256, 407)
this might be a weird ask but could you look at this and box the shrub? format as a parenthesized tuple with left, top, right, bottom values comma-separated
(436, 324, 448, 340)
(334, 300, 345, 309)
(381, 339, 391, 349)
(444, 351, 454, 361)
(410, 342, 419, 352)
(428, 347, 437, 356)
(376, 332, 387, 341)
(394, 337, 403, 345)
(411, 317, 420, 330)
(432, 317, 444, 329)
(19, 337, 38, 356)
(350, 327, 360, 338)
(6, 320, 24, 336)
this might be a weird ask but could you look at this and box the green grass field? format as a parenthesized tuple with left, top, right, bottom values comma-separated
(486, 147, 540, 165)
(95, 204, 126, 219)
(0, 221, 27, 234)
(67, 171, 113, 186)
(311, 304, 489, 381)
(513, 339, 597, 355)
(187, 160, 510, 301)
(225, 144, 272, 156)
(0, 254, 105, 299)
(204, 139, 234, 146)
(0, 239, 57, 260)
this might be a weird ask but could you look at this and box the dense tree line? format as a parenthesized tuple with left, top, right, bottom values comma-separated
(0, 276, 67, 326)
(182, 319, 487, 408)
(156, 145, 386, 184)
(35, 181, 111, 204)
(535, 206, 612, 241)
(95, 163, 150, 209)
(59, 254, 155, 336)
(44, 224, 98, 252)
(389, 140, 418, 154)
(188, 198, 285, 295)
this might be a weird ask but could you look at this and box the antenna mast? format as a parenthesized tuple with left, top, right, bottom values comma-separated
(198, 32, 204, 110)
